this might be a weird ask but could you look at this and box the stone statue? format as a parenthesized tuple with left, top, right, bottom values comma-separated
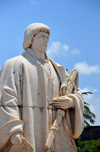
(0, 23, 84, 152)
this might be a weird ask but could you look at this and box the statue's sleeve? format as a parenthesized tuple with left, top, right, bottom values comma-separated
(63, 69, 84, 139)
(64, 91, 84, 139)
(0, 59, 24, 150)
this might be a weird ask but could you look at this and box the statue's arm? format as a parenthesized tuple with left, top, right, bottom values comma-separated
(60, 69, 84, 138)
(67, 90, 84, 138)
(0, 59, 24, 149)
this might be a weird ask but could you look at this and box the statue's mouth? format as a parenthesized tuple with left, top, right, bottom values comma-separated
(43, 44, 47, 47)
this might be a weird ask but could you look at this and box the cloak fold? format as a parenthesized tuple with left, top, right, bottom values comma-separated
(0, 50, 84, 152)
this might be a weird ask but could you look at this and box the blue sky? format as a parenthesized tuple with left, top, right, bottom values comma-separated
(0, 0, 100, 125)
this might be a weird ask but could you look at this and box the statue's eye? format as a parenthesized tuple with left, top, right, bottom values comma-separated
(39, 35, 45, 38)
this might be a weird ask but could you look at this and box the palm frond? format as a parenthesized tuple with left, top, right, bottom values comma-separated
(84, 101, 90, 105)
(84, 105, 90, 111)
(84, 120, 91, 127)
(82, 92, 93, 95)
(81, 91, 96, 127)
(88, 111, 96, 118)
(90, 118, 95, 124)
(83, 113, 92, 120)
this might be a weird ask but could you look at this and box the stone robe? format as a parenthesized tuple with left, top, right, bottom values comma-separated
(0, 48, 84, 152)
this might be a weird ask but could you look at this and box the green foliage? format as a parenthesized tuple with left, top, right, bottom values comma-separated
(75, 138, 100, 152)
(82, 92, 93, 95)
(82, 92, 96, 127)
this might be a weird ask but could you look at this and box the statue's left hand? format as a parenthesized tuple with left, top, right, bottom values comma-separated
(52, 96, 74, 110)
(10, 132, 26, 148)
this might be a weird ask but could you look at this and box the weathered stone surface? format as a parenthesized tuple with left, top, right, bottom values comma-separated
(0, 23, 84, 152)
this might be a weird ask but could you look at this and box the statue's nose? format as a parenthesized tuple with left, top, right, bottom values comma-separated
(43, 38, 48, 43)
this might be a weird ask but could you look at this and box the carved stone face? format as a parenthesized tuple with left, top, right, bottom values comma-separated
(31, 31, 49, 53)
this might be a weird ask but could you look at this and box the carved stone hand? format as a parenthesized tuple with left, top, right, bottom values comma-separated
(52, 96, 74, 110)
(10, 132, 26, 148)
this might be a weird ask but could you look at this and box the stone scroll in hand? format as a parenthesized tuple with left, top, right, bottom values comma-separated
(60, 69, 79, 96)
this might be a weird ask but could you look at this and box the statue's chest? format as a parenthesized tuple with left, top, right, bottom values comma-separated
(36, 61, 60, 107)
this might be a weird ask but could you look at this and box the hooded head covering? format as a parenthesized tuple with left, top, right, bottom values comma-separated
(23, 23, 50, 50)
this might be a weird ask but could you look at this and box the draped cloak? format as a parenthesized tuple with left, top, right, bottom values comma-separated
(0, 48, 84, 152)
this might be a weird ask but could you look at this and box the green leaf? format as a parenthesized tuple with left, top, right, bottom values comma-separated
(81, 92, 93, 95)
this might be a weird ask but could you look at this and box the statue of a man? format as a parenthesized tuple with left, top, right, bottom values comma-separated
(0, 23, 84, 152)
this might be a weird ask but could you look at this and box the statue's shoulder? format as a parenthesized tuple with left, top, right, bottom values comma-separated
(49, 57, 69, 77)
(2, 55, 27, 71)
(49, 57, 63, 68)
(4, 55, 26, 65)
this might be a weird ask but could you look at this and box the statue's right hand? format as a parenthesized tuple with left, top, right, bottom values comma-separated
(10, 132, 26, 148)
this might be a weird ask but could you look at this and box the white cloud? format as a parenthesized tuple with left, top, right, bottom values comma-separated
(63, 44, 69, 52)
(79, 87, 97, 94)
(80, 87, 96, 100)
(79, 87, 97, 101)
(47, 41, 81, 58)
(29, 0, 38, 4)
(47, 41, 69, 57)
(74, 61, 100, 75)
(71, 49, 80, 55)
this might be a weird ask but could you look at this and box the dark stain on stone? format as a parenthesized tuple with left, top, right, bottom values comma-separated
(20, 79, 21, 84)
(39, 107, 43, 112)
(15, 83, 18, 91)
